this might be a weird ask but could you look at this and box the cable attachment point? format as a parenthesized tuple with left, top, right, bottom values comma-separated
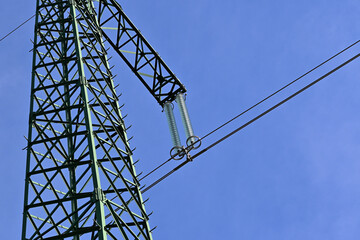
(186, 135, 201, 150)
(170, 146, 185, 160)
(170, 146, 193, 161)
(183, 146, 193, 162)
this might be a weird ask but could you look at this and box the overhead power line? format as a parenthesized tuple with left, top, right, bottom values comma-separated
(141, 51, 360, 194)
(199, 39, 360, 141)
(0, 14, 35, 43)
(139, 39, 360, 182)
(10, 13, 360, 194)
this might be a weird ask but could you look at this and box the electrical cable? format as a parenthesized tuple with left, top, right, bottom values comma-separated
(141, 52, 360, 194)
(139, 39, 360, 181)
(0, 14, 35, 43)
(82, 42, 360, 219)
(138, 158, 172, 181)
(199, 39, 360, 141)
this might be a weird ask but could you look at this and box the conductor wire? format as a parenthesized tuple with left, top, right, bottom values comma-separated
(139, 39, 360, 182)
(199, 39, 360, 141)
(0, 14, 35, 43)
(141, 51, 360, 194)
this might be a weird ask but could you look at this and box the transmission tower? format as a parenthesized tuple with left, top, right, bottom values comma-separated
(21, 0, 191, 239)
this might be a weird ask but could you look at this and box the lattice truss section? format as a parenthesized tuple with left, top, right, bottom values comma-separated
(22, 0, 153, 239)
(93, 0, 186, 106)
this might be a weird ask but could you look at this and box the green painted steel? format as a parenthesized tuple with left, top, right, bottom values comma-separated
(22, 0, 156, 239)
(93, 0, 187, 106)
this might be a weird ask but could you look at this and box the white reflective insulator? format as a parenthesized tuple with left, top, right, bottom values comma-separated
(164, 102, 182, 148)
(175, 93, 196, 145)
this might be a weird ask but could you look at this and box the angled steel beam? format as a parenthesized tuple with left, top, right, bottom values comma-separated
(90, 0, 186, 106)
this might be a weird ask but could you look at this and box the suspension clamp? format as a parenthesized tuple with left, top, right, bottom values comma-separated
(182, 146, 193, 162)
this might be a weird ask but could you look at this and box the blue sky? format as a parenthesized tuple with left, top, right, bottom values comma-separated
(1, 0, 360, 239)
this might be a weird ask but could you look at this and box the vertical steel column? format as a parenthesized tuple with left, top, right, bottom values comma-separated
(23, 1, 156, 239)
(21, 1, 40, 239)
(69, 2, 107, 239)
(87, 1, 154, 238)
(60, 2, 79, 239)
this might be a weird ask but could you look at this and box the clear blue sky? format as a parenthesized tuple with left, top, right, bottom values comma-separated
(1, 0, 360, 239)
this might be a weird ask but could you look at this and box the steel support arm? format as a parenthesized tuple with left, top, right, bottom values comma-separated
(79, 0, 187, 106)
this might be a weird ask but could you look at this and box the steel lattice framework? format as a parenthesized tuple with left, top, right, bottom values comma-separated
(22, 0, 186, 239)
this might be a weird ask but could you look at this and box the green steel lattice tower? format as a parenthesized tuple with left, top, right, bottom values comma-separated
(22, 0, 187, 239)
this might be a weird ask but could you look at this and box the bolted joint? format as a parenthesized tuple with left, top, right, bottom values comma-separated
(92, 188, 106, 202)
(80, 76, 88, 86)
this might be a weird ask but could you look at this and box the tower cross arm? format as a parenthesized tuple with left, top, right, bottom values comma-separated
(84, 0, 187, 106)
